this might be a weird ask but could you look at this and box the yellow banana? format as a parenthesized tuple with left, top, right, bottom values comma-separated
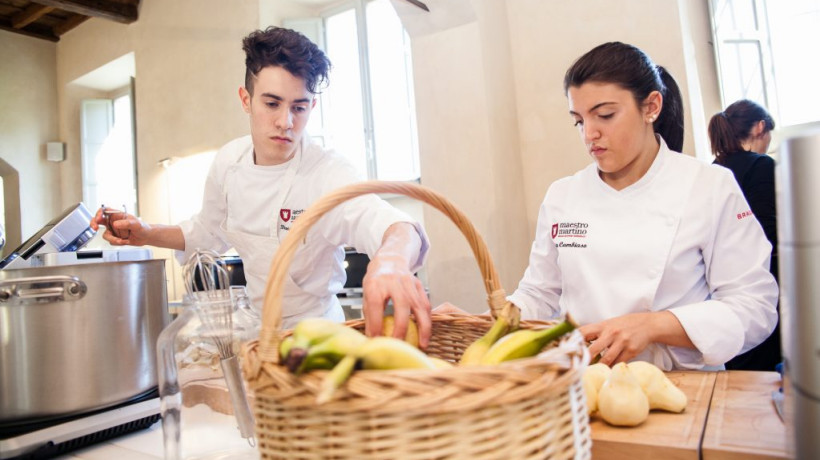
(479, 317, 576, 365)
(357, 336, 436, 371)
(430, 357, 455, 369)
(297, 327, 367, 374)
(382, 315, 420, 348)
(315, 336, 436, 404)
(458, 315, 512, 366)
(284, 318, 348, 372)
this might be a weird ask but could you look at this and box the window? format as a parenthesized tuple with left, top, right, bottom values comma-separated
(81, 91, 138, 215)
(289, 0, 420, 181)
(710, 0, 820, 127)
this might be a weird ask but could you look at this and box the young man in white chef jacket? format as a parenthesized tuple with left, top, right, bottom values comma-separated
(91, 27, 432, 347)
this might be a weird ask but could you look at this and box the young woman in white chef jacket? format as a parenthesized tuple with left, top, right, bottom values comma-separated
(505, 42, 778, 371)
(91, 27, 433, 347)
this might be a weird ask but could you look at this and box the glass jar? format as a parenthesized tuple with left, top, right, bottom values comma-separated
(157, 287, 260, 460)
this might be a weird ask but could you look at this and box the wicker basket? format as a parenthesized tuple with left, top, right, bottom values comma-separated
(242, 181, 591, 459)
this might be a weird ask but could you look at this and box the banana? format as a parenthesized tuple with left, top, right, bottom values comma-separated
(382, 315, 420, 348)
(430, 357, 455, 369)
(316, 355, 358, 405)
(284, 318, 348, 372)
(458, 315, 512, 366)
(296, 327, 367, 374)
(357, 336, 437, 371)
(479, 317, 577, 365)
(279, 335, 295, 362)
(315, 336, 436, 404)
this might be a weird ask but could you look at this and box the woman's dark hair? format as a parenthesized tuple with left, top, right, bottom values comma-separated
(242, 26, 331, 95)
(708, 99, 775, 164)
(563, 42, 684, 152)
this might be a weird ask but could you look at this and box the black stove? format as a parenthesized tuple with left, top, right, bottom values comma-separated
(0, 389, 160, 460)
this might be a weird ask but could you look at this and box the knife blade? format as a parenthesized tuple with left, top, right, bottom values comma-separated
(772, 389, 785, 423)
(405, 0, 430, 12)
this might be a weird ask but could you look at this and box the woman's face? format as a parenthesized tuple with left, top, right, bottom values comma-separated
(567, 82, 660, 188)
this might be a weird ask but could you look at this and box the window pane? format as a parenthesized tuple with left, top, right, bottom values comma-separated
(768, 0, 820, 126)
(715, 0, 760, 33)
(325, 10, 368, 178)
(367, 0, 420, 181)
(718, 41, 766, 106)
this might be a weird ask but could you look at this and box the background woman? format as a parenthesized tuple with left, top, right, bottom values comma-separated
(708, 99, 779, 371)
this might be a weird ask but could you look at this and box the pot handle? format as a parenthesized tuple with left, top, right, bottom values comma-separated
(0, 275, 87, 304)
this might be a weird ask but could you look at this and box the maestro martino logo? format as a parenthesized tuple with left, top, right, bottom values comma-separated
(552, 221, 589, 248)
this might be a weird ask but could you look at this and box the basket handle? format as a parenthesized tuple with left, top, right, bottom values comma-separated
(258, 181, 517, 360)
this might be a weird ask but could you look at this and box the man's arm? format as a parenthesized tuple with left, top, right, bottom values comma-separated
(91, 208, 185, 250)
(361, 222, 431, 349)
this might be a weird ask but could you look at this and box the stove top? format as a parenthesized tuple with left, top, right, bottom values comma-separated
(0, 390, 160, 460)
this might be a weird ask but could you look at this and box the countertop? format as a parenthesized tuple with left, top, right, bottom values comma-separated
(48, 370, 788, 460)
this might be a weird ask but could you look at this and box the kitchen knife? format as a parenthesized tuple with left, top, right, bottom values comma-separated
(404, 0, 430, 12)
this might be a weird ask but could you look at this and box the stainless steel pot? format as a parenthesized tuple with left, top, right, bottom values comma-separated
(0, 259, 169, 422)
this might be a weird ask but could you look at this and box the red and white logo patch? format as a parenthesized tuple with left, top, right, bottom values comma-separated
(280, 209, 291, 222)
(551, 223, 558, 239)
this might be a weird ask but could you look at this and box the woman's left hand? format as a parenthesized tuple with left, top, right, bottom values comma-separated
(579, 311, 694, 366)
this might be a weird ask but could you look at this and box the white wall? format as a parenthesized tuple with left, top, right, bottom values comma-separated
(0, 30, 60, 251)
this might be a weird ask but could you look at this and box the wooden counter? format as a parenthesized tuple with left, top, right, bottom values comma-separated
(590, 371, 717, 459)
(701, 371, 789, 460)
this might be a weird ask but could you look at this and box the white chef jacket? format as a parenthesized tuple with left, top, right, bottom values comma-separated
(507, 138, 778, 370)
(176, 135, 429, 328)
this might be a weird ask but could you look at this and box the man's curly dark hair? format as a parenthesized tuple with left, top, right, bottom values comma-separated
(242, 26, 331, 95)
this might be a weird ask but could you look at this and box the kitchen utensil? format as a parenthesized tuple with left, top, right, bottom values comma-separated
(181, 249, 255, 444)
(101, 204, 131, 239)
(0, 257, 168, 421)
(242, 181, 590, 459)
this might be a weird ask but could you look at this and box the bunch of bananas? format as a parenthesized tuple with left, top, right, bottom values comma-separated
(458, 313, 577, 366)
(280, 311, 577, 404)
(279, 316, 441, 404)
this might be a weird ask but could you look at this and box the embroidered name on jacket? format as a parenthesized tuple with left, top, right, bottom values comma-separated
(552, 222, 588, 248)
(279, 208, 304, 231)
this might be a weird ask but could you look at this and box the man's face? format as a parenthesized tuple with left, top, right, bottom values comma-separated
(239, 66, 316, 166)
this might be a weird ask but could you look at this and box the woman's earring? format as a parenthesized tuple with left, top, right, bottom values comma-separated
(649, 115, 657, 123)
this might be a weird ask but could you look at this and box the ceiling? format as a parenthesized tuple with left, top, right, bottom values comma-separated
(0, 0, 140, 42)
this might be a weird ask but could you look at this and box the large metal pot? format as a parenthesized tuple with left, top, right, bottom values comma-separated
(0, 259, 169, 422)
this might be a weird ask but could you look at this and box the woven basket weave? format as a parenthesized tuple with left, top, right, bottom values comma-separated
(242, 181, 591, 459)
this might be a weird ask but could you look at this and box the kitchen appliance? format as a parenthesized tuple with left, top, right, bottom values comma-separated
(0, 203, 95, 270)
(0, 206, 169, 458)
(777, 130, 820, 459)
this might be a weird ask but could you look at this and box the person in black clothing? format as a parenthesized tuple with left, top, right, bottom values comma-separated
(709, 99, 779, 371)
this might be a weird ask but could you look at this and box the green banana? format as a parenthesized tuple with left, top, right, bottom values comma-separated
(315, 336, 436, 404)
(316, 355, 358, 404)
(296, 327, 367, 374)
(479, 318, 576, 365)
(279, 335, 295, 362)
(284, 318, 348, 372)
(458, 315, 513, 366)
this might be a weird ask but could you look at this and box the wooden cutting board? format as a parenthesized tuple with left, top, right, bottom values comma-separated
(701, 371, 789, 460)
(590, 370, 717, 460)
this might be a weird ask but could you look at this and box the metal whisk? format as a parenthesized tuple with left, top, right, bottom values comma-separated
(182, 249, 256, 445)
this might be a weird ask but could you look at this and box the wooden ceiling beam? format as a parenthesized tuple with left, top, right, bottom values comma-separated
(29, 0, 139, 24)
(0, 20, 58, 42)
(11, 4, 54, 29)
(53, 13, 89, 36)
